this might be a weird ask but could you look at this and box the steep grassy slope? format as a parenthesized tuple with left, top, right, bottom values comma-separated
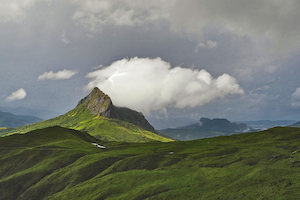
(1, 126, 300, 199)
(0, 111, 42, 128)
(0, 104, 171, 142)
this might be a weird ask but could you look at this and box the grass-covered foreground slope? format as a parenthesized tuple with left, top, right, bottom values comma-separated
(2, 126, 300, 199)
(0, 104, 171, 143)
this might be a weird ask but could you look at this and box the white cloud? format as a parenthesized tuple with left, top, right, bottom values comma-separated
(195, 40, 217, 52)
(6, 88, 27, 101)
(171, 0, 300, 53)
(0, 0, 36, 22)
(69, 0, 175, 31)
(85, 57, 244, 113)
(61, 31, 71, 44)
(291, 87, 300, 107)
(38, 69, 78, 80)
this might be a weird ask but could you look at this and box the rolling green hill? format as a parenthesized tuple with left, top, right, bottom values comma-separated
(0, 111, 42, 128)
(0, 88, 172, 143)
(1, 126, 300, 199)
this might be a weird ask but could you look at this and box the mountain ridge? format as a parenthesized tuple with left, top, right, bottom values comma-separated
(0, 87, 171, 142)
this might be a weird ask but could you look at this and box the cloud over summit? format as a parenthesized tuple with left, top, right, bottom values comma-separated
(86, 57, 244, 113)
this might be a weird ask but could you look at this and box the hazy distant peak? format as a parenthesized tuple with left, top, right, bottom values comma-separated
(199, 117, 231, 126)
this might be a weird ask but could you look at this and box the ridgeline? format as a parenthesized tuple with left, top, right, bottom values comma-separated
(0, 87, 171, 143)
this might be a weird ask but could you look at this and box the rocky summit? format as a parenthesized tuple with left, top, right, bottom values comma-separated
(77, 87, 114, 118)
(77, 87, 156, 133)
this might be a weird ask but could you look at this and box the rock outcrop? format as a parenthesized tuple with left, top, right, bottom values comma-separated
(77, 87, 114, 118)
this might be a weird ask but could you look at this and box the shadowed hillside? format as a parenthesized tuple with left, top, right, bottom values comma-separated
(1, 126, 300, 199)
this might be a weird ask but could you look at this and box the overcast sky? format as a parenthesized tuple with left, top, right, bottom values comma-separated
(1, 0, 300, 128)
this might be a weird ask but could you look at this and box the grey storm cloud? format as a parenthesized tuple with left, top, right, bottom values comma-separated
(0, 0, 36, 22)
(170, 0, 300, 53)
(3, 0, 300, 53)
(85, 57, 244, 113)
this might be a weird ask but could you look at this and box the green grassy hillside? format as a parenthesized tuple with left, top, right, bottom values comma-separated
(1, 126, 300, 199)
(0, 104, 172, 143)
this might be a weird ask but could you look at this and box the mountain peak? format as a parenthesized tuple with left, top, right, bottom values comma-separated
(77, 87, 156, 133)
(77, 87, 114, 118)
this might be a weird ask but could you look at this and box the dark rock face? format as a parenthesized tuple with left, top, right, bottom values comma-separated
(77, 87, 114, 118)
(77, 87, 156, 133)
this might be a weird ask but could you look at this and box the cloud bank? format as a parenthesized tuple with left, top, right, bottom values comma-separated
(171, 0, 300, 52)
(38, 70, 78, 80)
(6, 88, 27, 101)
(67, 0, 300, 52)
(86, 57, 244, 113)
(70, 0, 174, 31)
(3, 0, 300, 53)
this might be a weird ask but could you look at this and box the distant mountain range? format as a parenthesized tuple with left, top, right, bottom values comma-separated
(0, 87, 172, 143)
(0, 111, 42, 128)
(158, 117, 255, 141)
(0, 106, 60, 119)
(235, 120, 297, 130)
